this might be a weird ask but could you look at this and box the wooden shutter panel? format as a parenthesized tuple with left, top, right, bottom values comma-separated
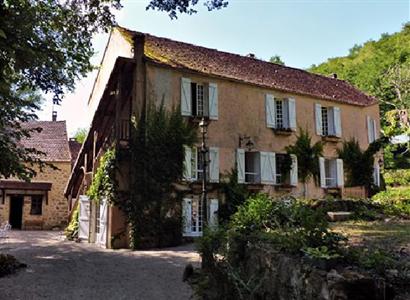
(209, 83, 218, 120)
(288, 98, 297, 130)
(265, 94, 276, 128)
(319, 157, 326, 188)
(290, 154, 298, 186)
(183, 146, 192, 181)
(367, 116, 374, 143)
(208, 199, 219, 228)
(372, 119, 378, 140)
(209, 147, 220, 183)
(182, 198, 192, 235)
(260, 152, 275, 185)
(336, 159, 344, 187)
(181, 78, 192, 116)
(333, 107, 342, 137)
(237, 149, 245, 183)
(315, 103, 323, 136)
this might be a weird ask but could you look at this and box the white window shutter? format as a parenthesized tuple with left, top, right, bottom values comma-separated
(373, 164, 381, 186)
(367, 116, 374, 143)
(319, 157, 326, 188)
(209, 83, 218, 120)
(288, 98, 297, 131)
(372, 119, 378, 140)
(290, 154, 298, 186)
(237, 149, 245, 183)
(260, 152, 275, 185)
(183, 146, 192, 181)
(315, 103, 323, 136)
(336, 159, 344, 187)
(265, 94, 276, 128)
(208, 199, 219, 228)
(181, 78, 192, 116)
(209, 147, 220, 183)
(333, 107, 342, 137)
(182, 198, 192, 235)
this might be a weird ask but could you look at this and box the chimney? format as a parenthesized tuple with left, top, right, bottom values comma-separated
(247, 53, 256, 58)
(331, 73, 338, 79)
(52, 111, 57, 121)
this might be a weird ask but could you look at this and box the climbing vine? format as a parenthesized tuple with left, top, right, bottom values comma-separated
(120, 103, 196, 249)
(87, 148, 117, 203)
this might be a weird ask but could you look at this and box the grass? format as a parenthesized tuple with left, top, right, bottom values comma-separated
(330, 219, 410, 254)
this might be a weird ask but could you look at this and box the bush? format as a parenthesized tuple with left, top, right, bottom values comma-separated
(372, 187, 410, 217)
(65, 204, 79, 240)
(384, 169, 410, 187)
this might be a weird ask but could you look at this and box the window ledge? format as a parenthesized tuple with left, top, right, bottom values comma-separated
(321, 136, 341, 143)
(274, 184, 295, 191)
(272, 128, 294, 135)
(244, 183, 264, 190)
(188, 116, 210, 123)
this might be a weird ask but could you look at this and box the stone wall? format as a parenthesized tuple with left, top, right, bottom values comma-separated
(0, 161, 70, 230)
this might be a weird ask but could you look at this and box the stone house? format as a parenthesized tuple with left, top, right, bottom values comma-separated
(64, 26, 381, 248)
(0, 121, 74, 230)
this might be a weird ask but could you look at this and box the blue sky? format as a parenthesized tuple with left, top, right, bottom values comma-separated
(38, 0, 410, 135)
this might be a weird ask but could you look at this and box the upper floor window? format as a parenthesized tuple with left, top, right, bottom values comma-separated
(237, 150, 298, 186)
(266, 94, 296, 131)
(315, 103, 342, 137)
(181, 78, 218, 120)
(367, 116, 378, 143)
(183, 146, 219, 183)
(319, 157, 344, 188)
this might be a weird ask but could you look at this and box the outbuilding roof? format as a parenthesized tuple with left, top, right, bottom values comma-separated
(118, 26, 376, 107)
(21, 121, 71, 162)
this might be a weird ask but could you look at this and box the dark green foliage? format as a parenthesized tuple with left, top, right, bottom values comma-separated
(124, 104, 196, 249)
(384, 144, 410, 169)
(147, 0, 228, 19)
(337, 138, 381, 189)
(269, 55, 285, 65)
(87, 149, 117, 203)
(285, 128, 323, 185)
(218, 169, 249, 223)
(0, 0, 121, 180)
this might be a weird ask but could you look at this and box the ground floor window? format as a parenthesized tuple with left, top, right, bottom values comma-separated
(30, 195, 43, 215)
(182, 198, 219, 237)
(319, 157, 344, 188)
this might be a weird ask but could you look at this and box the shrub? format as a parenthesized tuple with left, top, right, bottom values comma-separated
(384, 169, 410, 187)
(65, 203, 79, 240)
(372, 187, 410, 217)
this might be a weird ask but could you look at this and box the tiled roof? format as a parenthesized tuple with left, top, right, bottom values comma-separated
(68, 139, 82, 167)
(20, 121, 71, 162)
(118, 27, 376, 107)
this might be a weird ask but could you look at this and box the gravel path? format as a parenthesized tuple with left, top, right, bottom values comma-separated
(0, 231, 200, 300)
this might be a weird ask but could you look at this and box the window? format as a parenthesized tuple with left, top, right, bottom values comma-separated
(265, 94, 296, 130)
(183, 146, 219, 182)
(319, 157, 344, 188)
(315, 104, 341, 137)
(275, 154, 286, 184)
(367, 116, 378, 143)
(30, 195, 43, 215)
(182, 198, 219, 237)
(181, 78, 218, 119)
(245, 152, 261, 183)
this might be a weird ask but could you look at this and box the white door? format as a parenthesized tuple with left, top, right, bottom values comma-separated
(97, 198, 108, 247)
(78, 195, 90, 240)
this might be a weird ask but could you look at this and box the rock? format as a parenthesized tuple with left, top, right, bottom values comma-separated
(327, 212, 352, 222)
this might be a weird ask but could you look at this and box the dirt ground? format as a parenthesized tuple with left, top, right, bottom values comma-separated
(0, 231, 200, 300)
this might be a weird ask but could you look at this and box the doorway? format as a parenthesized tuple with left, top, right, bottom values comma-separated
(9, 196, 24, 229)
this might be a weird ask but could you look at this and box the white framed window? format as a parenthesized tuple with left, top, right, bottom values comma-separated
(237, 150, 298, 186)
(182, 198, 219, 237)
(265, 94, 296, 130)
(183, 146, 219, 182)
(373, 164, 381, 187)
(367, 116, 378, 143)
(319, 157, 344, 188)
(181, 78, 218, 120)
(315, 104, 342, 137)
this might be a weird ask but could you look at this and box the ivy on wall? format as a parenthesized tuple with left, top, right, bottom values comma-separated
(87, 148, 117, 203)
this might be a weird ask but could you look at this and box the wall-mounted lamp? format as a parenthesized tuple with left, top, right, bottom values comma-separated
(239, 135, 254, 151)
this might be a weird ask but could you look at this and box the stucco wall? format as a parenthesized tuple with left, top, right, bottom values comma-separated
(145, 64, 380, 199)
(0, 161, 70, 229)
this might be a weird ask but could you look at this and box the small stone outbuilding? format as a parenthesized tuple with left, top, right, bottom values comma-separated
(0, 121, 75, 230)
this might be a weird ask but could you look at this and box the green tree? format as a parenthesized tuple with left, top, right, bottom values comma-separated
(285, 128, 323, 198)
(147, 0, 228, 19)
(73, 128, 88, 144)
(269, 55, 285, 65)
